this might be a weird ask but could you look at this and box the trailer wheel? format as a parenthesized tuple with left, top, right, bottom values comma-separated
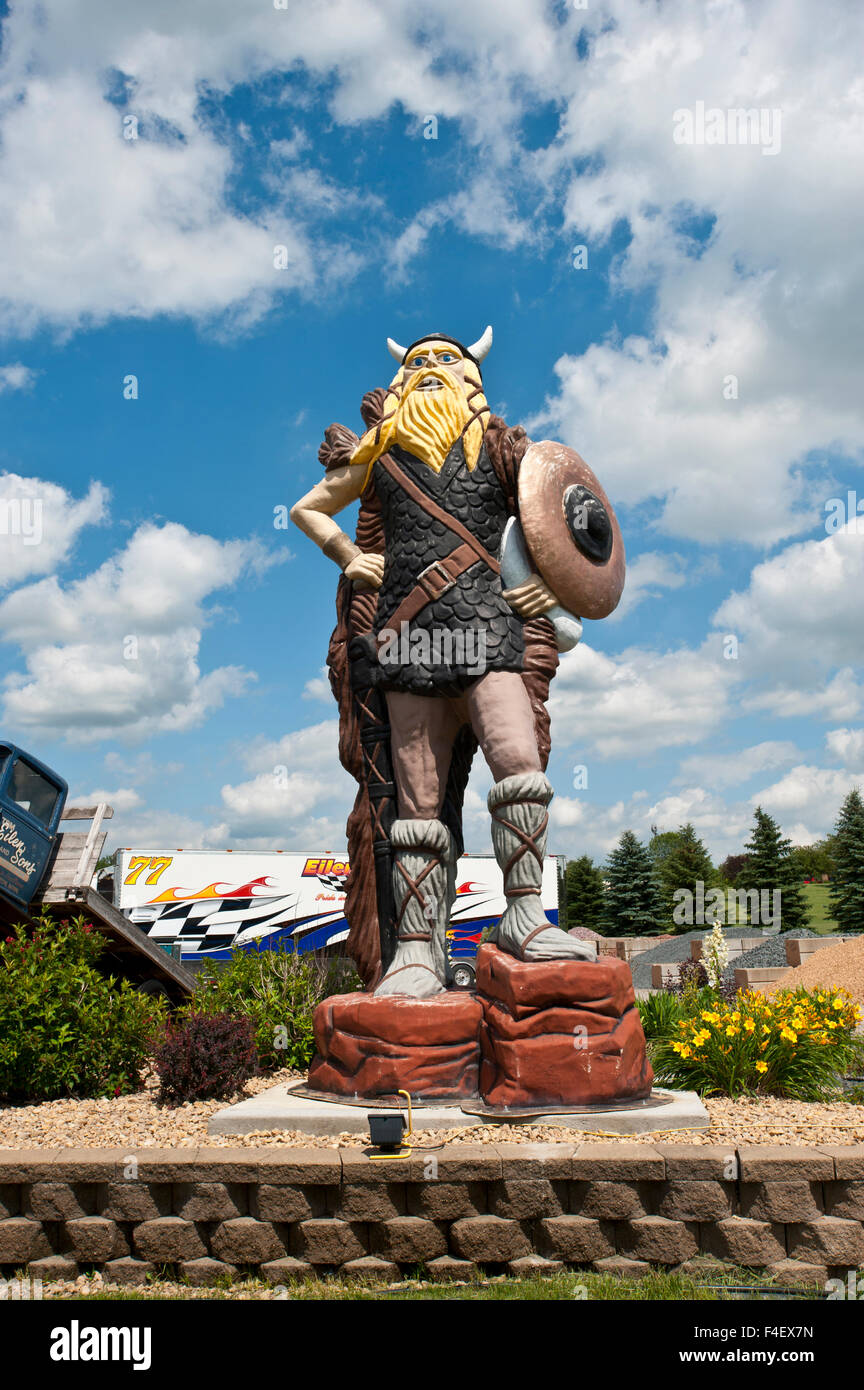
(451, 962, 476, 990)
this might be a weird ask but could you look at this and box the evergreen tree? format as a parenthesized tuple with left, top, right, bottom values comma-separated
(564, 855, 606, 933)
(829, 788, 864, 934)
(658, 823, 718, 930)
(602, 831, 666, 936)
(742, 806, 810, 931)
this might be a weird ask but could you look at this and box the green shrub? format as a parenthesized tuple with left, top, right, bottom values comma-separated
(0, 917, 166, 1102)
(637, 990, 684, 1040)
(188, 946, 360, 1071)
(650, 985, 864, 1100)
(153, 1012, 258, 1105)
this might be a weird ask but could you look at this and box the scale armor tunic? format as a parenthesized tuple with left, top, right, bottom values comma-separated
(372, 437, 524, 696)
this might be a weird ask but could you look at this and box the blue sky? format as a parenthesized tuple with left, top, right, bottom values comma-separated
(0, 0, 862, 866)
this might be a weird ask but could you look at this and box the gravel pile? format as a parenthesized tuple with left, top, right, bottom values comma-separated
(721, 929, 821, 983)
(768, 933, 864, 1008)
(629, 926, 748, 990)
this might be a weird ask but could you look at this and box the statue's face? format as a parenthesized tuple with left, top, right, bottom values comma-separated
(399, 341, 472, 396)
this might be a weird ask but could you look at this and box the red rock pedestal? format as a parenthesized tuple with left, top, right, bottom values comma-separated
(308, 991, 483, 1101)
(476, 944, 653, 1108)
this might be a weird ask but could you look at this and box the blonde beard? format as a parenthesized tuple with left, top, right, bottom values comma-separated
(351, 368, 490, 475)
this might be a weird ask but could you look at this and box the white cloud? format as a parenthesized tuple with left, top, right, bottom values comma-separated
(0, 473, 108, 591)
(826, 727, 864, 765)
(0, 521, 282, 741)
(549, 639, 736, 760)
(0, 365, 36, 393)
(608, 550, 688, 622)
(674, 740, 800, 790)
(216, 720, 354, 842)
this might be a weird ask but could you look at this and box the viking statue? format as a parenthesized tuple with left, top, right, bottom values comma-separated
(291, 328, 624, 998)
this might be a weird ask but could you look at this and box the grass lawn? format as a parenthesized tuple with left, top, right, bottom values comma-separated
(802, 882, 838, 934)
(39, 1268, 826, 1301)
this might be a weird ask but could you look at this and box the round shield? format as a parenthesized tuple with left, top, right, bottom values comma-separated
(517, 441, 625, 620)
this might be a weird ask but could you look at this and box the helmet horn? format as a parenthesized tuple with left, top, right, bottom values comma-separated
(386, 337, 407, 363)
(467, 325, 493, 362)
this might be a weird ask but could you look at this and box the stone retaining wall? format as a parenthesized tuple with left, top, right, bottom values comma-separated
(1, 1144, 863, 1286)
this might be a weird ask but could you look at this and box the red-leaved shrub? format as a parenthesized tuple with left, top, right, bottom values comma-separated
(152, 1012, 258, 1106)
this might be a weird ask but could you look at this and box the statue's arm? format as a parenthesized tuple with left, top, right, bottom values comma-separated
(290, 463, 385, 590)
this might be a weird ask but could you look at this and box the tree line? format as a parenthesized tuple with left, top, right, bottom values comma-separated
(563, 787, 864, 937)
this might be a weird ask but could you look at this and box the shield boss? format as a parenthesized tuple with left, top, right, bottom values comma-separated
(518, 440, 625, 620)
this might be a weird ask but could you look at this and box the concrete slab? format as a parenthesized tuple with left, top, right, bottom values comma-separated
(207, 1085, 709, 1138)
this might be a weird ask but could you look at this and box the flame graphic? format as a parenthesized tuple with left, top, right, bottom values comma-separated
(147, 875, 277, 905)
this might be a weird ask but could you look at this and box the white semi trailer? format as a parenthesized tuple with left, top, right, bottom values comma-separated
(114, 847, 564, 987)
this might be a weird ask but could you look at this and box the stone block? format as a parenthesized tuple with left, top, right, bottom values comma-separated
(426, 1255, 476, 1282)
(571, 1144, 665, 1180)
(654, 1145, 738, 1180)
(736, 1146, 834, 1182)
(0, 1218, 52, 1263)
(26, 1255, 78, 1281)
(740, 1181, 822, 1223)
(787, 1216, 864, 1266)
(490, 1144, 576, 1180)
(63, 1217, 124, 1264)
(0, 1185, 19, 1219)
(180, 1257, 238, 1286)
(210, 1218, 284, 1265)
(254, 1184, 320, 1223)
(260, 1257, 313, 1282)
(374, 1216, 447, 1264)
(765, 1259, 829, 1287)
(508, 1255, 564, 1276)
(592, 1255, 651, 1276)
(406, 1182, 485, 1221)
(487, 1180, 562, 1219)
(656, 1181, 735, 1222)
(133, 1217, 206, 1263)
(449, 1215, 530, 1264)
(341, 1256, 400, 1280)
(98, 1182, 172, 1222)
(25, 1183, 95, 1221)
(537, 1215, 614, 1263)
(103, 1258, 155, 1287)
(331, 1183, 405, 1222)
(824, 1181, 864, 1221)
(173, 1182, 246, 1222)
(704, 1217, 786, 1267)
(570, 1181, 649, 1220)
(292, 1219, 366, 1265)
(617, 1216, 698, 1265)
(257, 1151, 341, 1184)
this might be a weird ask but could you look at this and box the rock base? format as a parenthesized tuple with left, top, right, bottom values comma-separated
(476, 944, 653, 1108)
(308, 990, 483, 1100)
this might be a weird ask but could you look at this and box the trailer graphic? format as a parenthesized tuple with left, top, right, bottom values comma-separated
(115, 849, 563, 982)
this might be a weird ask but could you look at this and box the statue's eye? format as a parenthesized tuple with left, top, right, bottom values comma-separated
(439, 352, 456, 362)
(410, 356, 425, 367)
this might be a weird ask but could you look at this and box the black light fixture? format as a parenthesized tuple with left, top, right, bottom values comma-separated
(368, 1089, 414, 1159)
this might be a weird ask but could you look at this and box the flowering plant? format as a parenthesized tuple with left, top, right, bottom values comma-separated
(651, 985, 864, 1099)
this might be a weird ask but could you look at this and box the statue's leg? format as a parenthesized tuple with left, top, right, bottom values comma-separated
(374, 691, 459, 996)
(373, 818, 449, 996)
(466, 672, 596, 963)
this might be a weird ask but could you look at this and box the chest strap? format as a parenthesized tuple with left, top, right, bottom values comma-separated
(376, 453, 501, 641)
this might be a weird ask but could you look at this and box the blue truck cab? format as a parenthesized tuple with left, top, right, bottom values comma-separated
(0, 741, 68, 912)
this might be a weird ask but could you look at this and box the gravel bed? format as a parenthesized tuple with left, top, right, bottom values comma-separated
(768, 934, 864, 1008)
(721, 929, 821, 983)
(1, 1074, 861, 1149)
(630, 926, 761, 990)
